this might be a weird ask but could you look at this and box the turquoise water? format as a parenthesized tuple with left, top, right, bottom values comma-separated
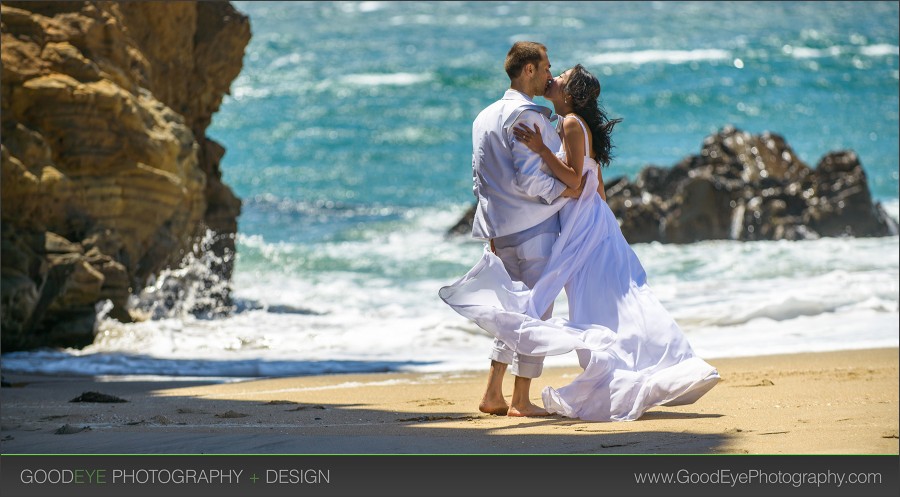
(213, 1, 899, 249)
(3, 1, 897, 377)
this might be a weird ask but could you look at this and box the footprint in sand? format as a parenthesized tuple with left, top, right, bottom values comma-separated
(214, 410, 249, 419)
(40, 415, 70, 421)
(55, 424, 90, 435)
(414, 398, 456, 407)
(724, 427, 753, 434)
(176, 408, 208, 414)
(150, 415, 172, 425)
(735, 379, 774, 387)
(396, 415, 477, 422)
(285, 405, 326, 412)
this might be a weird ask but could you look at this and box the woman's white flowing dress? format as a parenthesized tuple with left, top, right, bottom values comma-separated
(439, 118, 720, 421)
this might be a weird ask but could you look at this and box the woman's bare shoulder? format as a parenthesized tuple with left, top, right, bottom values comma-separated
(561, 114, 586, 137)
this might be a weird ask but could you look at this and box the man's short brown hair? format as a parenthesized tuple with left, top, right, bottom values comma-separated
(505, 41, 547, 80)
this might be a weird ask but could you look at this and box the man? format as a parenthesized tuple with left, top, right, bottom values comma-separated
(471, 41, 582, 417)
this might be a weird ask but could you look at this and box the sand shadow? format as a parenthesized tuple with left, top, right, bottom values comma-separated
(637, 411, 724, 421)
(0, 372, 733, 455)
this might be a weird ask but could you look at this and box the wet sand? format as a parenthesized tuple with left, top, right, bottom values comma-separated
(1, 347, 897, 454)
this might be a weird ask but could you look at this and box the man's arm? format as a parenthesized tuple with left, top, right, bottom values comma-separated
(507, 111, 568, 204)
(472, 154, 478, 198)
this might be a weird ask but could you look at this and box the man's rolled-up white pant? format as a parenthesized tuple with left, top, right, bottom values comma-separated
(488, 232, 556, 379)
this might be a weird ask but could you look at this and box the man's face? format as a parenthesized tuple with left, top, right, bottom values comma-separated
(532, 51, 552, 96)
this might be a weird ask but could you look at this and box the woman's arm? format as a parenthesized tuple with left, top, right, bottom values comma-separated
(559, 117, 587, 189)
(512, 122, 582, 189)
(561, 174, 588, 198)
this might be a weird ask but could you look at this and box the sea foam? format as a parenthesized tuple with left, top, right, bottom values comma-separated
(585, 49, 731, 66)
(339, 72, 433, 86)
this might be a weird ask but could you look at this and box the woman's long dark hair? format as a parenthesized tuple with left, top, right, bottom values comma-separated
(564, 64, 622, 167)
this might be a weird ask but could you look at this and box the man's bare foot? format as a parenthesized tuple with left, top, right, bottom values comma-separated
(479, 398, 510, 415)
(508, 402, 553, 417)
(480, 361, 509, 415)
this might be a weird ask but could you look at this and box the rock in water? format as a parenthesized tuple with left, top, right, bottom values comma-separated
(1, 1, 251, 351)
(449, 126, 898, 244)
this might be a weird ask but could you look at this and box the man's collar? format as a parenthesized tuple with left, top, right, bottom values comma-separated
(503, 88, 535, 103)
(503, 89, 555, 120)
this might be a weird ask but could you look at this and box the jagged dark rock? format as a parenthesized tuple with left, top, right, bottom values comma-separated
(449, 126, 898, 244)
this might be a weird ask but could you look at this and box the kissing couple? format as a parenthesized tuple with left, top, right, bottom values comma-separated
(439, 41, 720, 421)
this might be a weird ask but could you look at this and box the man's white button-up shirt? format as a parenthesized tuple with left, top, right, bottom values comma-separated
(471, 89, 568, 240)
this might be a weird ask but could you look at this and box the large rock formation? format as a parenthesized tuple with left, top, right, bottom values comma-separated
(1, 1, 250, 350)
(449, 126, 898, 243)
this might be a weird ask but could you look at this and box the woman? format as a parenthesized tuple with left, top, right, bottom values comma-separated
(439, 65, 719, 421)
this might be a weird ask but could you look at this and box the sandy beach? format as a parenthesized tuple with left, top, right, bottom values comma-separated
(1, 347, 897, 455)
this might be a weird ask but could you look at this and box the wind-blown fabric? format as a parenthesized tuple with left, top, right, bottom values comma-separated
(440, 138, 720, 421)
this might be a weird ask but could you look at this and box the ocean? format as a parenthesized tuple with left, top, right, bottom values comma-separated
(3, 0, 898, 378)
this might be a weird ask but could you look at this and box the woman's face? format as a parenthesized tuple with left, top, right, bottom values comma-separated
(546, 68, 573, 103)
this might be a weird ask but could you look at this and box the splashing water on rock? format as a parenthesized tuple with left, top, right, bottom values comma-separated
(129, 230, 236, 321)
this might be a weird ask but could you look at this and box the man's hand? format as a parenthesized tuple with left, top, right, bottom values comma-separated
(560, 175, 588, 199)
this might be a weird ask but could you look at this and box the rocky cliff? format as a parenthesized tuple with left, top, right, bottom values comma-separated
(449, 126, 898, 243)
(1, 1, 250, 350)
